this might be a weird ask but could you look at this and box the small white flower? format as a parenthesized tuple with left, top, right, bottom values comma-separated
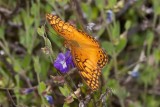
(86, 23, 95, 31)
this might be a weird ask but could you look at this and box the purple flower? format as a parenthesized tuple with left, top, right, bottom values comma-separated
(21, 88, 34, 94)
(129, 70, 139, 78)
(54, 50, 74, 73)
(106, 10, 114, 24)
(129, 64, 140, 78)
(45, 95, 54, 105)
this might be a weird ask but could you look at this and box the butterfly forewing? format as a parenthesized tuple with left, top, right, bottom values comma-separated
(46, 14, 99, 47)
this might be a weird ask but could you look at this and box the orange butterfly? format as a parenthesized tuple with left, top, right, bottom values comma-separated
(46, 13, 109, 91)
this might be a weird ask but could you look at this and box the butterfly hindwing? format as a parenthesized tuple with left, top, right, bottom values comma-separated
(74, 52, 101, 90)
(71, 46, 105, 90)
(97, 49, 109, 68)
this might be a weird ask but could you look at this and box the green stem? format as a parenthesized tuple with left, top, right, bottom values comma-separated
(153, 14, 158, 28)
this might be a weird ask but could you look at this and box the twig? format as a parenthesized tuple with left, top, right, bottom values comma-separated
(6, 89, 17, 106)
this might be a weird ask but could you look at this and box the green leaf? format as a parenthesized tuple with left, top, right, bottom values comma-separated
(27, 16, 34, 28)
(111, 21, 120, 39)
(31, 2, 39, 16)
(40, 58, 50, 80)
(13, 60, 22, 72)
(43, 36, 54, 56)
(115, 86, 128, 101)
(38, 82, 46, 94)
(107, 0, 117, 8)
(42, 36, 52, 49)
(59, 84, 70, 97)
(154, 49, 160, 64)
(107, 79, 119, 88)
(102, 41, 115, 55)
(146, 96, 160, 107)
(22, 54, 32, 69)
(0, 68, 9, 86)
(115, 34, 127, 54)
(139, 65, 158, 86)
(33, 56, 41, 74)
(15, 74, 20, 103)
(95, 0, 105, 10)
(37, 26, 45, 37)
(103, 60, 113, 77)
(48, 26, 63, 48)
(146, 31, 154, 55)
(0, 26, 5, 39)
(21, 10, 34, 29)
(20, 10, 35, 54)
(81, 3, 98, 21)
(153, 0, 160, 15)
(63, 103, 70, 107)
(125, 20, 132, 30)
(97, 27, 105, 37)
(58, 0, 70, 7)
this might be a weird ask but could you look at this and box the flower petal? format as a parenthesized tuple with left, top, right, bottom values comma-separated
(45, 95, 54, 105)
(54, 50, 74, 73)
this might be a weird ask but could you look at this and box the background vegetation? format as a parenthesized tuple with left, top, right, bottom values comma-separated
(0, 0, 160, 107)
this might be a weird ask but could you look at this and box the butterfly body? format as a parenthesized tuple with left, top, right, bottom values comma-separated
(46, 13, 109, 90)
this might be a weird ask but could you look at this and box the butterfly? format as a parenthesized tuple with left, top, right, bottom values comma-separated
(46, 13, 109, 91)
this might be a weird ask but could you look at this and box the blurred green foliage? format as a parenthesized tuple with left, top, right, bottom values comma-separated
(0, 0, 160, 107)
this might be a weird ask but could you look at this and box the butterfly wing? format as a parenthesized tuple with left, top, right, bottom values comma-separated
(46, 13, 99, 47)
(70, 44, 109, 90)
